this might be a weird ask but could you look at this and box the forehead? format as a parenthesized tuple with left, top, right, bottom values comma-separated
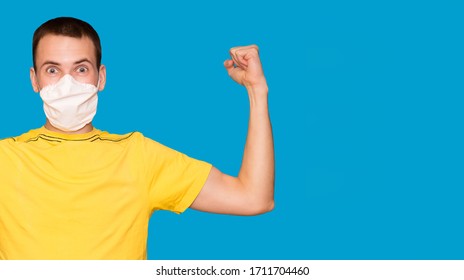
(35, 34, 97, 67)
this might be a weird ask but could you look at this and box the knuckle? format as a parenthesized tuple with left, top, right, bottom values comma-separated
(252, 45, 259, 53)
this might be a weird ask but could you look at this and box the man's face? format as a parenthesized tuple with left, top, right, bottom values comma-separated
(30, 34, 106, 92)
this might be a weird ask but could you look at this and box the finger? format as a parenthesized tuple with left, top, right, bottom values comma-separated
(229, 48, 246, 65)
(230, 45, 259, 55)
(242, 46, 260, 61)
(240, 47, 263, 72)
(232, 45, 260, 68)
(229, 44, 260, 69)
(229, 50, 241, 67)
(230, 50, 247, 70)
(224, 59, 240, 77)
(234, 50, 249, 67)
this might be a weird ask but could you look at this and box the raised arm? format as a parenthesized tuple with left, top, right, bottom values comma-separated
(190, 45, 274, 215)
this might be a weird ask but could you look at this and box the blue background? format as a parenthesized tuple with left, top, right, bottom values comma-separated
(0, 0, 463, 259)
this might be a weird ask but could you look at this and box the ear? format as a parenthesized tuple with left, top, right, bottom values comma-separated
(30, 67, 40, 93)
(98, 65, 106, 91)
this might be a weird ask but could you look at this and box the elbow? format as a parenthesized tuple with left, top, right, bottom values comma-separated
(246, 199, 275, 216)
(239, 180, 275, 215)
(264, 199, 275, 213)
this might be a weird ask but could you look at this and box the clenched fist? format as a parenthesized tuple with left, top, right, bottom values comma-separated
(224, 45, 268, 93)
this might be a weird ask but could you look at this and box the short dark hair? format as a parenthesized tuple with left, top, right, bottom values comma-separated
(32, 17, 102, 70)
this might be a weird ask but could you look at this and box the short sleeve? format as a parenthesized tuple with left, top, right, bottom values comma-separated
(143, 137, 212, 214)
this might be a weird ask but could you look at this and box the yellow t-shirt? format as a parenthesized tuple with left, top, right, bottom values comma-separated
(0, 127, 212, 260)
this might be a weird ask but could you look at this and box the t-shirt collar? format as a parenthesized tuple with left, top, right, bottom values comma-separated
(37, 126, 102, 140)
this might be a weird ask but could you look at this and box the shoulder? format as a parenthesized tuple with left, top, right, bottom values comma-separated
(0, 128, 40, 144)
(92, 130, 141, 143)
(96, 130, 169, 153)
(0, 129, 35, 152)
(0, 137, 16, 145)
(96, 130, 163, 147)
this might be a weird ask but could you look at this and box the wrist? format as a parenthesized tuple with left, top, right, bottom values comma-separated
(246, 87, 269, 109)
(245, 83, 268, 95)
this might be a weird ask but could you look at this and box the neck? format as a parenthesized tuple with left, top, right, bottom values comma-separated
(44, 120, 94, 134)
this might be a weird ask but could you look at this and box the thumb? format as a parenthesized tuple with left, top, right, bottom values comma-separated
(224, 59, 234, 69)
(224, 59, 236, 76)
(224, 59, 244, 85)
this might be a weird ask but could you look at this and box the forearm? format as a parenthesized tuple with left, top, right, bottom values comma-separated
(237, 85, 275, 211)
(190, 45, 274, 215)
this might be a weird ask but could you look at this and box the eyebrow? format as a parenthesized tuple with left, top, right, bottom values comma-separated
(73, 58, 93, 65)
(40, 58, 94, 68)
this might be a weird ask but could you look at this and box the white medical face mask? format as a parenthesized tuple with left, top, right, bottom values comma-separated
(39, 74, 99, 132)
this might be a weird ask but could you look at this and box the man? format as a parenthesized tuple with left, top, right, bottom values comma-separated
(0, 17, 274, 259)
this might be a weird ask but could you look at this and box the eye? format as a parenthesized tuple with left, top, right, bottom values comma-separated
(76, 66, 88, 73)
(46, 67, 59, 75)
